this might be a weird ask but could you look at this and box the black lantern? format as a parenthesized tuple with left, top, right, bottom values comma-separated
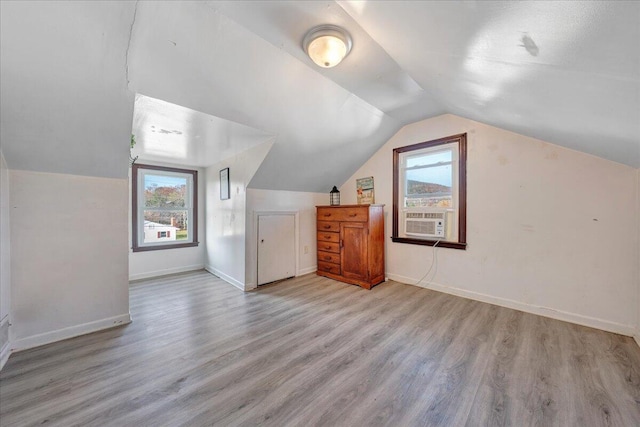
(330, 186, 340, 206)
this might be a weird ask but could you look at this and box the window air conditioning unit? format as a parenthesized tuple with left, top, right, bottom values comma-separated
(404, 210, 445, 238)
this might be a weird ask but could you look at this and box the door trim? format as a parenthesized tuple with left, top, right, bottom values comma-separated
(253, 211, 299, 289)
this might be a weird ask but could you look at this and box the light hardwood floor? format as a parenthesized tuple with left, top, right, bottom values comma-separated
(1, 270, 639, 426)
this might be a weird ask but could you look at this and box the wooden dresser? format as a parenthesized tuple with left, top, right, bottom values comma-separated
(316, 204, 385, 289)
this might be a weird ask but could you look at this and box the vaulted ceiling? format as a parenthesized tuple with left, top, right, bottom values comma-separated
(1, 1, 638, 193)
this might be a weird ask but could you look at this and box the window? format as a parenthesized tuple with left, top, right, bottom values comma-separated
(132, 164, 198, 252)
(392, 133, 467, 249)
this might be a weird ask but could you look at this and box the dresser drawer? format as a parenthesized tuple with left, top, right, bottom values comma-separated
(317, 207, 368, 222)
(317, 241, 340, 253)
(318, 261, 341, 275)
(317, 231, 339, 243)
(317, 221, 340, 232)
(317, 251, 340, 264)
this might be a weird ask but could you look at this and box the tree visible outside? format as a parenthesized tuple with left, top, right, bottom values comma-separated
(144, 174, 189, 240)
(404, 149, 453, 208)
(405, 180, 452, 208)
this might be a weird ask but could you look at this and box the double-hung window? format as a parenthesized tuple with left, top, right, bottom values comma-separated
(392, 133, 467, 249)
(132, 164, 198, 252)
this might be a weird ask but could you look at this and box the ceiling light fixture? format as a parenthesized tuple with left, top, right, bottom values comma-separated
(303, 24, 352, 68)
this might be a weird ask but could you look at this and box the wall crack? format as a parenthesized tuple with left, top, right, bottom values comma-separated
(125, 0, 139, 90)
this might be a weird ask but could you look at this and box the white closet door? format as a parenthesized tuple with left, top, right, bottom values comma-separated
(257, 214, 295, 285)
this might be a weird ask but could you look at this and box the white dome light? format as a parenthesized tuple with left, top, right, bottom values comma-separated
(303, 25, 352, 68)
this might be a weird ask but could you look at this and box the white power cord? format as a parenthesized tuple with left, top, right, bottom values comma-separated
(415, 240, 440, 286)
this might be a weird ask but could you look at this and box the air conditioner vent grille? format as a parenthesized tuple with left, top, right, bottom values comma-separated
(403, 210, 446, 238)
(406, 220, 436, 235)
(405, 212, 445, 219)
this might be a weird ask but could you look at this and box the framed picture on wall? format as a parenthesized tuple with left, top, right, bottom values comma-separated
(356, 176, 375, 204)
(220, 167, 230, 200)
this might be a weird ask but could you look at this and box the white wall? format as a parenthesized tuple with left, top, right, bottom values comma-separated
(245, 189, 328, 289)
(128, 164, 206, 281)
(205, 140, 274, 290)
(9, 170, 130, 350)
(0, 150, 11, 369)
(341, 114, 639, 335)
(636, 169, 640, 347)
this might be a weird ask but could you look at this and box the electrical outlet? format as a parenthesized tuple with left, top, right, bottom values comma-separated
(304, 245, 309, 254)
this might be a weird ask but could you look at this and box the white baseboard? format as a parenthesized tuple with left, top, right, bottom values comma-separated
(297, 266, 317, 276)
(205, 265, 245, 291)
(129, 264, 204, 281)
(245, 267, 316, 290)
(12, 313, 132, 353)
(0, 316, 11, 371)
(0, 340, 10, 372)
(387, 272, 636, 337)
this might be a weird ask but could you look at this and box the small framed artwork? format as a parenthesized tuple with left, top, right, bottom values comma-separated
(356, 176, 375, 204)
(220, 167, 230, 200)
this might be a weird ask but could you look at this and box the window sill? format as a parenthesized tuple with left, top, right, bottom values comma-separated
(132, 242, 200, 252)
(391, 236, 466, 250)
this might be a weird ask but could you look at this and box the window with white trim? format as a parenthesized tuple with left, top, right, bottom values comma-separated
(392, 133, 467, 249)
(132, 164, 198, 252)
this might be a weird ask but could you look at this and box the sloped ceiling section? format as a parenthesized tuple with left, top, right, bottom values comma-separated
(0, 1, 638, 189)
(339, 0, 640, 167)
(212, 1, 447, 124)
(131, 94, 274, 168)
(0, 1, 135, 179)
(127, 1, 401, 192)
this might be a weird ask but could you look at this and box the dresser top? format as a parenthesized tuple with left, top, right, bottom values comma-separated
(316, 204, 385, 208)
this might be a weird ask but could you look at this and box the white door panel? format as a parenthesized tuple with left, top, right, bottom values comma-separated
(258, 214, 295, 285)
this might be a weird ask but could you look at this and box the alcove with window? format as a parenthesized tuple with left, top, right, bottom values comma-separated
(132, 164, 198, 252)
(392, 133, 467, 249)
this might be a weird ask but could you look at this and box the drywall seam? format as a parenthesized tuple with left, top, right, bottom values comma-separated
(125, 0, 139, 87)
(11, 313, 131, 352)
(387, 272, 636, 337)
(205, 265, 244, 291)
(129, 264, 204, 281)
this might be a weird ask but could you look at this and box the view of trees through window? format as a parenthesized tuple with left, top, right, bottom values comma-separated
(144, 174, 189, 241)
(132, 164, 198, 252)
(404, 149, 453, 208)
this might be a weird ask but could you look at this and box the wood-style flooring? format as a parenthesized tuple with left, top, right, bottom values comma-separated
(1, 270, 639, 426)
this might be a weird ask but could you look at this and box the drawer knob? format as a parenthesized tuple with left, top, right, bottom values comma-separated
(324, 225, 331, 229)
(349, 213, 357, 217)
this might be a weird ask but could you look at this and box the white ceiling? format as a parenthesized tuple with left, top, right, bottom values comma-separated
(337, 0, 640, 167)
(132, 94, 274, 167)
(1, 1, 638, 191)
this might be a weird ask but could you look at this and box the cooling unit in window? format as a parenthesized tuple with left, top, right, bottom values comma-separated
(404, 210, 446, 238)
